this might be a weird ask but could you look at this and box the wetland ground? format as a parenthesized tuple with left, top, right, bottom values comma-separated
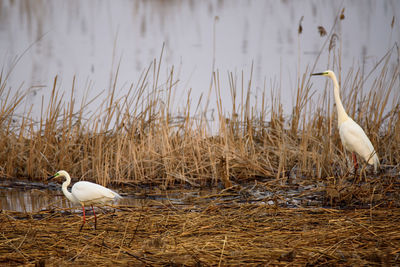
(1, 177, 400, 266)
(1, 200, 400, 266)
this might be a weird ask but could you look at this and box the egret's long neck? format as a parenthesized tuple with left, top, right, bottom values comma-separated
(331, 73, 349, 125)
(61, 173, 76, 203)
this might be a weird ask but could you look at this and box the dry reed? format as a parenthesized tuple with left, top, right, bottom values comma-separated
(1, 55, 398, 190)
(1, 7, 399, 267)
(1, 201, 399, 266)
(0, 12, 399, 209)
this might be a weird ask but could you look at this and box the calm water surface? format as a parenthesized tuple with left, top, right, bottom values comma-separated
(0, 180, 167, 212)
(0, 178, 320, 212)
(0, 179, 220, 212)
(0, 0, 398, 122)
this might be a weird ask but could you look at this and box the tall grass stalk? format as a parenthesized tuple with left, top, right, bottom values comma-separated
(0, 49, 398, 190)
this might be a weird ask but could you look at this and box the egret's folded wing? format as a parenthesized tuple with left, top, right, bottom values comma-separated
(340, 120, 376, 160)
(72, 181, 118, 203)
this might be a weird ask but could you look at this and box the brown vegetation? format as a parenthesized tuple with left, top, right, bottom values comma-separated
(0, 47, 399, 194)
(1, 204, 400, 265)
(0, 10, 399, 211)
(0, 8, 399, 266)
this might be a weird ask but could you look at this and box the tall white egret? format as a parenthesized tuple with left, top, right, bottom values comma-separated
(47, 170, 122, 230)
(311, 70, 379, 173)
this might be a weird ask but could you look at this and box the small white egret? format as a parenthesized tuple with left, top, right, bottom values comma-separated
(311, 70, 379, 173)
(47, 170, 122, 230)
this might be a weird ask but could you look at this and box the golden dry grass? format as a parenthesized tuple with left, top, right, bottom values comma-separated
(1, 7, 399, 267)
(1, 203, 400, 266)
(0, 49, 398, 188)
(0, 0, 398, 186)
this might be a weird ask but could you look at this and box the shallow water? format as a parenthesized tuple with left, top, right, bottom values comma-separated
(0, 187, 66, 212)
(0, 1, 398, 123)
(3, 174, 398, 213)
(0, 179, 160, 212)
(0, 178, 322, 213)
(0, 179, 222, 212)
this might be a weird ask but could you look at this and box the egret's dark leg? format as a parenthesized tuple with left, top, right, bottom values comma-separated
(352, 152, 358, 173)
(80, 205, 86, 231)
(91, 205, 97, 230)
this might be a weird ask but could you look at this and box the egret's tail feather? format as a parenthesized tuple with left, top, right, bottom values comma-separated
(373, 157, 380, 173)
(112, 191, 122, 200)
(367, 151, 380, 173)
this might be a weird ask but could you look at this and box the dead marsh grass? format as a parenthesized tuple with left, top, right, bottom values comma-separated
(1, 203, 400, 266)
(0, 12, 399, 209)
(0, 7, 399, 266)
(0, 48, 399, 206)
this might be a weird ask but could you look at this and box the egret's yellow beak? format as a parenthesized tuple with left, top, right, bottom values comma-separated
(311, 72, 327, 76)
(47, 172, 59, 181)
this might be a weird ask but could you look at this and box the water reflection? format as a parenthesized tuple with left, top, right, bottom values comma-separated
(0, 0, 397, 121)
(2, 177, 399, 212)
(0, 180, 215, 212)
(0, 181, 152, 212)
(0, 188, 68, 212)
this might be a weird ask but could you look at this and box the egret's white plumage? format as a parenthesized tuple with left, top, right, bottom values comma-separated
(311, 70, 379, 172)
(48, 170, 121, 230)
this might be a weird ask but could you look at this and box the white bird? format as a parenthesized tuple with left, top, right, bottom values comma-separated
(311, 70, 379, 173)
(47, 170, 122, 230)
